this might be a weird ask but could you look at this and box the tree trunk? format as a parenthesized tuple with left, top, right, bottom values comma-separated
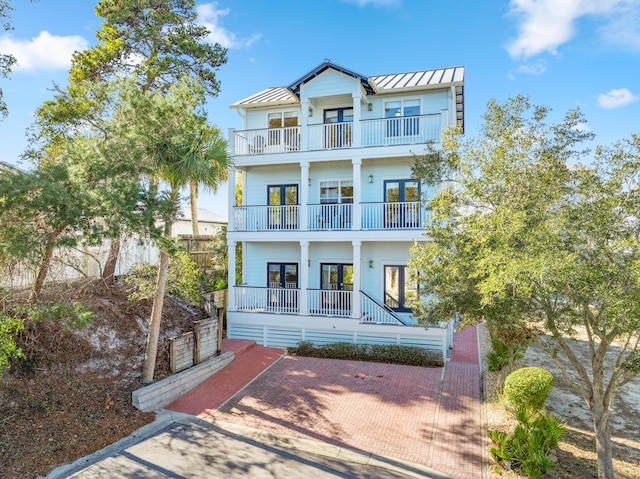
(30, 226, 65, 301)
(592, 402, 615, 479)
(190, 181, 199, 236)
(102, 237, 121, 284)
(141, 248, 170, 384)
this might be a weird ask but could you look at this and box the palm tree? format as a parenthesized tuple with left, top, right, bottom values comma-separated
(182, 124, 229, 236)
(141, 119, 229, 384)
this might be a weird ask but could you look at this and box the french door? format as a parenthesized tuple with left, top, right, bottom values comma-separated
(384, 265, 416, 312)
(268, 263, 298, 310)
(323, 108, 353, 148)
(268, 184, 298, 230)
(320, 263, 353, 312)
(384, 179, 421, 228)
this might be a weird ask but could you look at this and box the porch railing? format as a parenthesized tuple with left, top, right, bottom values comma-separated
(308, 289, 352, 317)
(235, 285, 299, 313)
(233, 126, 300, 155)
(361, 114, 441, 146)
(234, 205, 299, 231)
(361, 201, 426, 230)
(308, 203, 352, 230)
(360, 291, 406, 325)
(233, 202, 426, 231)
(230, 113, 442, 155)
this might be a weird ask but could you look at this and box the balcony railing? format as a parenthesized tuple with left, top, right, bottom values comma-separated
(231, 113, 442, 155)
(234, 205, 299, 231)
(235, 285, 300, 313)
(308, 203, 352, 230)
(233, 201, 427, 232)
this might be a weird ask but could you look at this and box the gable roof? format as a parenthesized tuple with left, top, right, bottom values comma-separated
(287, 60, 375, 96)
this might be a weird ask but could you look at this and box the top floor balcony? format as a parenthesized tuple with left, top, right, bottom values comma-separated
(230, 113, 446, 156)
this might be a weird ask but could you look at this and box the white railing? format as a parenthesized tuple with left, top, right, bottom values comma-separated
(308, 122, 353, 150)
(307, 203, 353, 230)
(234, 205, 299, 231)
(231, 113, 442, 155)
(233, 202, 427, 232)
(360, 292, 405, 324)
(308, 289, 352, 317)
(235, 285, 300, 313)
(361, 114, 441, 146)
(233, 126, 301, 155)
(361, 201, 427, 230)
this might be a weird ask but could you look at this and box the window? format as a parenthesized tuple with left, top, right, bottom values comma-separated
(319, 180, 353, 228)
(268, 184, 298, 229)
(384, 265, 417, 312)
(384, 99, 420, 137)
(384, 179, 421, 228)
(267, 111, 299, 147)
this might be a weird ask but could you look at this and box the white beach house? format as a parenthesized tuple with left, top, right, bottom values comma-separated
(225, 60, 464, 359)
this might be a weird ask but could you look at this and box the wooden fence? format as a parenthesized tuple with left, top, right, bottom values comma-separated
(169, 317, 221, 374)
(178, 235, 217, 268)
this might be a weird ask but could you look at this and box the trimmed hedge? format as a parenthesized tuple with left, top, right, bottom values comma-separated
(504, 367, 554, 412)
(290, 341, 444, 367)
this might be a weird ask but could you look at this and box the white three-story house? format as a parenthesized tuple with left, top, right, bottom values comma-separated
(225, 60, 464, 360)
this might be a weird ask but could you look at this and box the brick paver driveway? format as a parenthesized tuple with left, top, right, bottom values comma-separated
(203, 326, 483, 479)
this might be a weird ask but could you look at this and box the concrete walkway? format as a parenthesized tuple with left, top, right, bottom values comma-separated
(166, 326, 483, 479)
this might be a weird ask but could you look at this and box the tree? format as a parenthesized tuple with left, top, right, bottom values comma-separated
(409, 95, 640, 479)
(180, 123, 228, 236)
(63, 0, 228, 282)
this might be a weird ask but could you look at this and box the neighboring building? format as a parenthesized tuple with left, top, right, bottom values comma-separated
(225, 60, 464, 358)
(172, 207, 227, 237)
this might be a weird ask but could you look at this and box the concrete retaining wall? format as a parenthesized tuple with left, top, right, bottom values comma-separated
(132, 351, 234, 412)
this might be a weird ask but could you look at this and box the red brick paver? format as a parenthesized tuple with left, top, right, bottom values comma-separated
(168, 326, 483, 479)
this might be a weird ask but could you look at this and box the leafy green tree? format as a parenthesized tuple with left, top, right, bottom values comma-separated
(57, 0, 228, 282)
(409, 95, 640, 479)
(0, 1, 16, 118)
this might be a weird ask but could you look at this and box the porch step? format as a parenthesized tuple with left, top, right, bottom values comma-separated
(221, 338, 257, 357)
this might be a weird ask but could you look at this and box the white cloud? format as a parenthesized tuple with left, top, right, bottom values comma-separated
(197, 2, 261, 49)
(506, 0, 638, 59)
(341, 0, 400, 6)
(597, 88, 639, 109)
(0, 31, 88, 72)
(515, 60, 547, 75)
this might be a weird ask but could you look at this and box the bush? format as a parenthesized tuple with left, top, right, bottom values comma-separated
(126, 250, 205, 306)
(486, 331, 527, 372)
(0, 313, 25, 375)
(290, 341, 444, 367)
(504, 367, 554, 413)
(489, 407, 565, 479)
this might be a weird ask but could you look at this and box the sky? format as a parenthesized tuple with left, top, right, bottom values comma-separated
(1, 0, 639, 217)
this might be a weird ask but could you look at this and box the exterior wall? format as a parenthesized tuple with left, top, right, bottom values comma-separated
(172, 220, 223, 237)
(244, 106, 301, 131)
(300, 69, 361, 99)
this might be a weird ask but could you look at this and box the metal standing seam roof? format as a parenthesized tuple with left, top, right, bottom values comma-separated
(230, 63, 465, 114)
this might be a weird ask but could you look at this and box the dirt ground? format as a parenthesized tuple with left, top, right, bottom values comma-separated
(479, 323, 640, 478)
(0, 280, 208, 479)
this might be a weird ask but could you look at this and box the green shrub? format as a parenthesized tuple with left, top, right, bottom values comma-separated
(126, 250, 205, 306)
(0, 313, 25, 375)
(487, 331, 528, 372)
(489, 407, 565, 479)
(504, 367, 554, 413)
(290, 341, 443, 367)
(15, 301, 93, 330)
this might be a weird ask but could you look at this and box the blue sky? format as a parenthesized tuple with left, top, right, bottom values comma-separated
(1, 0, 639, 216)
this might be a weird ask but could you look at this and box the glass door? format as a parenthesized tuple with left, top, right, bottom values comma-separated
(320, 263, 353, 312)
(268, 263, 298, 311)
(384, 179, 420, 228)
(268, 184, 298, 230)
(323, 108, 353, 148)
(384, 265, 416, 312)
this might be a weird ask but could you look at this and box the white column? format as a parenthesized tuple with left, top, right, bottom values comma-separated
(227, 240, 236, 311)
(352, 240, 361, 319)
(300, 240, 309, 315)
(300, 161, 309, 231)
(227, 167, 236, 232)
(352, 158, 362, 230)
(352, 94, 361, 147)
(301, 101, 309, 150)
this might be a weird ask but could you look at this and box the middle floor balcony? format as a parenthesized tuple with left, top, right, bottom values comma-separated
(233, 201, 429, 232)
